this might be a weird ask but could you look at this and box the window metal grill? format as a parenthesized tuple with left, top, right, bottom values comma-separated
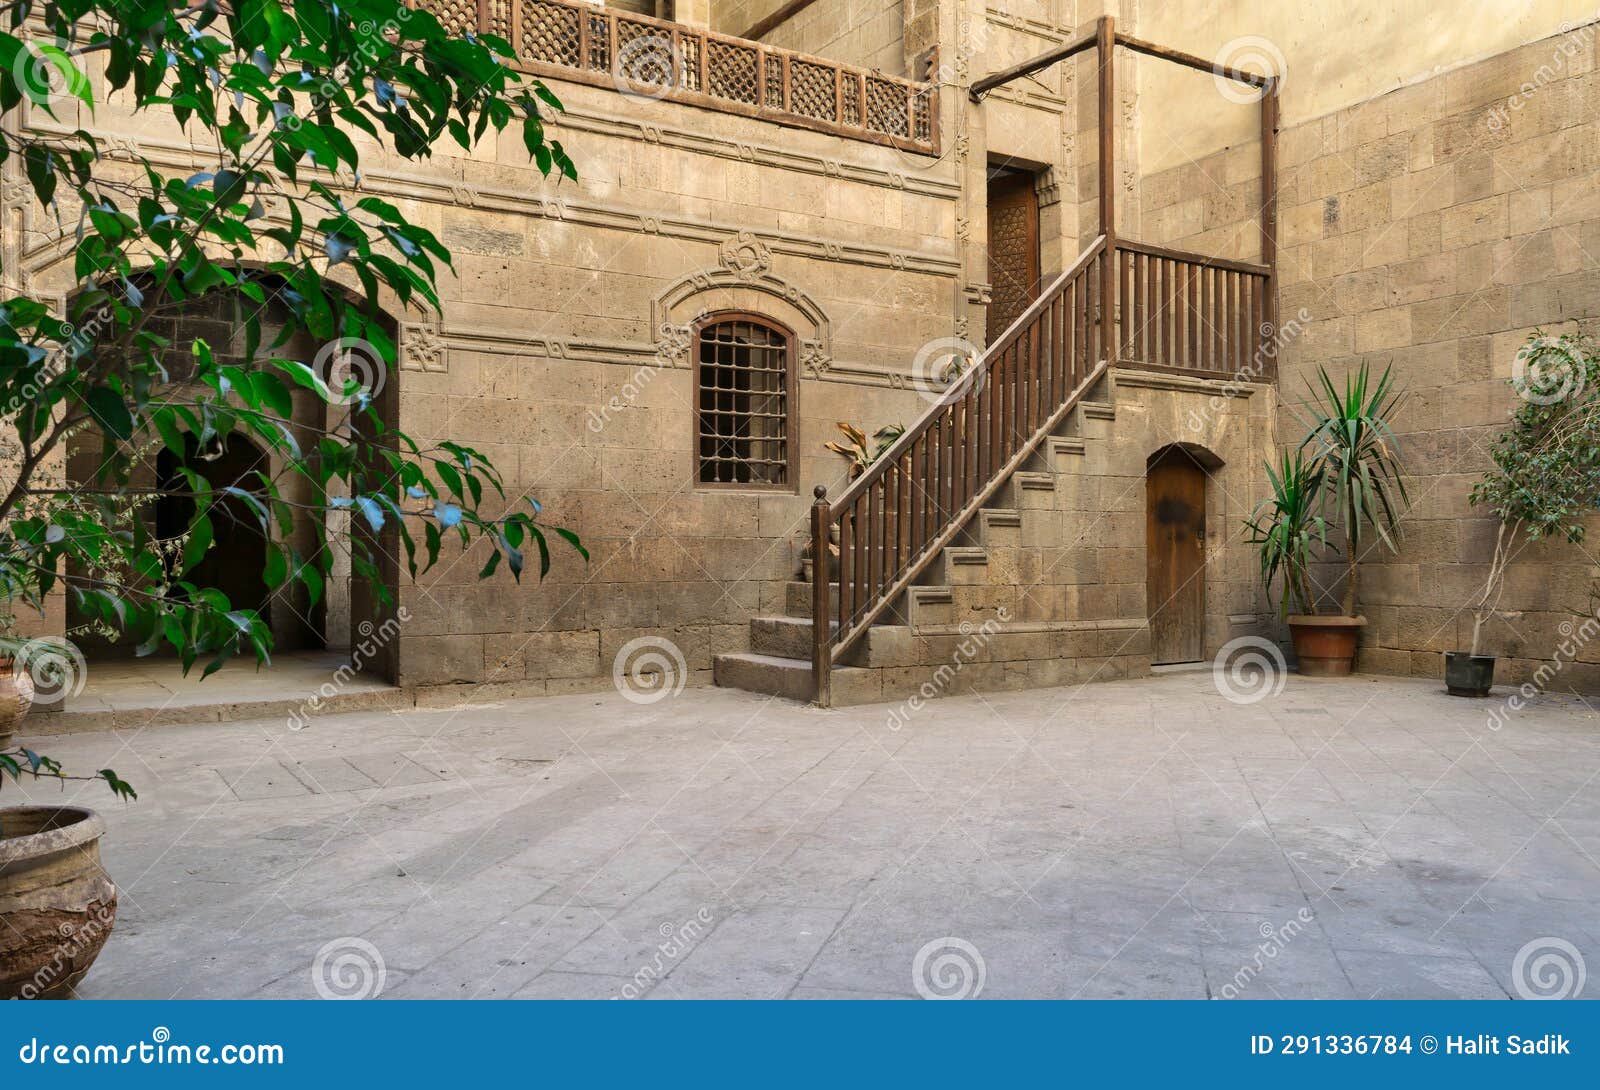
(696, 317, 793, 488)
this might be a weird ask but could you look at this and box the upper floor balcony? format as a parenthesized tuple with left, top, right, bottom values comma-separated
(417, 0, 939, 154)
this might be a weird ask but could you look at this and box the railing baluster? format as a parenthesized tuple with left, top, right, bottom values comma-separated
(1026, 319, 1040, 433)
(854, 493, 868, 627)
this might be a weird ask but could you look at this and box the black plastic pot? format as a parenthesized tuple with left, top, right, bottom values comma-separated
(1444, 652, 1496, 697)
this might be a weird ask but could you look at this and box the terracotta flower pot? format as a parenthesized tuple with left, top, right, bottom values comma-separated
(1287, 615, 1367, 677)
(0, 655, 30, 751)
(0, 807, 117, 999)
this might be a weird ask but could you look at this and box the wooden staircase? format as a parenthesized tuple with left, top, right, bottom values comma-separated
(714, 392, 1117, 706)
(714, 228, 1274, 707)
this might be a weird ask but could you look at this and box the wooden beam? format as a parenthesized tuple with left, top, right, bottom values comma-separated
(1259, 75, 1280, 381)
(968, 25, 1097, 101)
(1097, 16, 1116, 364)
(739, 0, 820, 43)
(1114, 32, 1270, 87)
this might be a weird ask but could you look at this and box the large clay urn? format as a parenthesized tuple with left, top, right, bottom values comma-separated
(0, 807, 117, 999)
(0, 655, 31, 751)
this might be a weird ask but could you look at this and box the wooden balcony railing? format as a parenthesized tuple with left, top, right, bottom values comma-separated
(417, 0, 939, 154)
(1116, 241, 1273, 380)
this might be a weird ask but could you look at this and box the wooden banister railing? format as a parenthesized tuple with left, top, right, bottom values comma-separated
(416, 0, 938, 154)
(1116, 241, 1272, 380)
(810, 237, 1110, 704)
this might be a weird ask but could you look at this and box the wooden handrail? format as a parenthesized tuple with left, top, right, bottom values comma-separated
(812, 237, 1111, 702)
(1115, 239, 1270, 277)
(828, 237, 1106, 518)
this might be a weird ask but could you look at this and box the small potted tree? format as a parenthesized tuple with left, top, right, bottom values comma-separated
(1454, 332, 1600, 696)
(1288, 363, 1410, 675)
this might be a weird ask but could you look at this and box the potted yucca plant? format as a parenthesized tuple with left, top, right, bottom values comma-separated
(1245, 449, 1329, 623)
(1249, 363, 1409, 675)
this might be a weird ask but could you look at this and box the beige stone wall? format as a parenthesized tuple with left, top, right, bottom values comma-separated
(1135, 0, 1599, 174)
(715, 0, 910, 75)
(1128, 23, 1600, 689)
(10, 1, 1600, 702)
(384, 75, 969, 693)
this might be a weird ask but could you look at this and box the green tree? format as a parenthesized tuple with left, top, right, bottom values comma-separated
(0, 0, 585, 797)
(1467, 331, 1600, 655)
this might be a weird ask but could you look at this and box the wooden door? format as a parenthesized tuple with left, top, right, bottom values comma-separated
(1146, 449, 1207, 664)
(987, 171, 1041, 344)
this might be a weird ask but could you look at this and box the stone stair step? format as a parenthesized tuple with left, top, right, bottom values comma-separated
(750, 615, 832, 659)
(712, 652, 881, 706)
(784, 580, 838, 618)
(938, 545, 990, 585)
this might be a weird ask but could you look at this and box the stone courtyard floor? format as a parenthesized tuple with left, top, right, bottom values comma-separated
(16, 671, 1600, 999)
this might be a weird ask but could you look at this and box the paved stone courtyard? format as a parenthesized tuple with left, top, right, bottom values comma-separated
(17, 672, 1600, 1000)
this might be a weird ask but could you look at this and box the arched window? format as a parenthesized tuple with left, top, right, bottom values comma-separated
(695, 314, 795, 487)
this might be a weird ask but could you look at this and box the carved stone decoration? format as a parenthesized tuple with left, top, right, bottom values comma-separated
(963, 282, 993, 307)
(655, 323, 694, 368)
(718, 231, 773, 279)
(400, 313, 448, 373)
(800, 339, 831, 379)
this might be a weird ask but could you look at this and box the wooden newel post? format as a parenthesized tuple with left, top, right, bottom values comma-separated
(1097, 16, 1116, 366)
(810, 485, 832, 707)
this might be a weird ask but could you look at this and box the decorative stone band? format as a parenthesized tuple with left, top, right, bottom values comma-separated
(413, 0, 940, 154)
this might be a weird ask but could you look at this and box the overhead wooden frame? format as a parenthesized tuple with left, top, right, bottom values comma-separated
(968, 15, 1280, 349)
(969, 21, 1270, 102)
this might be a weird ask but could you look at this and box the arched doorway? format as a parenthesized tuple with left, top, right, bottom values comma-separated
(63, 279, 398, 679)
(1146, 445, 1220, 665)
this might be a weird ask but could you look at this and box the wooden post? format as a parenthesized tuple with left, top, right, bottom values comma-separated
(1260, 75, 1280, 382)
(1097, 16, 1116, 365)
(810, 485, 832, 707)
